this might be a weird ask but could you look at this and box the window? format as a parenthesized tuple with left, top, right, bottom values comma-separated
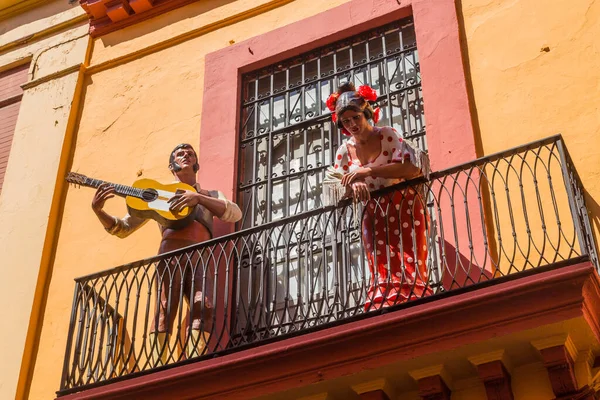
(237, 16, 425, 229)
(0, 63, 28, 194)
(234, 17, 427, 337)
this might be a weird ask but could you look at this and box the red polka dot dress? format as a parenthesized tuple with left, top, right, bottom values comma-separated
(332, 128, 431, 310)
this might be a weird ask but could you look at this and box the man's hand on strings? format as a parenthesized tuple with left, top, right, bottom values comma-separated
(92, 183, 115, 213)
(168, 190, 201, 213)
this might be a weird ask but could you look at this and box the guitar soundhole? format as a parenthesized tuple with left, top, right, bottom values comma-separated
(142, 189, 158, 202)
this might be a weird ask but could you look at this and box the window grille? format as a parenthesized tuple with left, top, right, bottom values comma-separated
(238, 16, 426, 229)
(234, 18, 428, 333)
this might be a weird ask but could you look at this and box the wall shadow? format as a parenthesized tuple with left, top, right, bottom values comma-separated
(584, 188, 600, 258)
(440, 240, 494, 291)
(453, 0, 484, 159)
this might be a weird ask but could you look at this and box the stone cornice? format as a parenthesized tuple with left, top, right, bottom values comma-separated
(79, 0, 201, 37)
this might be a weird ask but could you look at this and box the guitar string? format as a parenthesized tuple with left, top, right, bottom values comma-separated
(86, 177, 146, 199)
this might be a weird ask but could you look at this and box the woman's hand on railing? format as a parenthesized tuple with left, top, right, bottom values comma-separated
(350, 181, 371, 202)
(341, 167, 372, 186)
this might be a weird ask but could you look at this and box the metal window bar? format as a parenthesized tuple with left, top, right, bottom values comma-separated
(237, 17, 425, 230)
(59, 135, 598, 395)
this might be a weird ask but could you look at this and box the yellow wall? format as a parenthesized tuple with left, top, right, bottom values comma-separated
(7, 0, 600, 398)
(461, 0, 600, 241)
(0, 2, 87, 399)
(511, 363, 556, 399)
(28, 1, 356, 399)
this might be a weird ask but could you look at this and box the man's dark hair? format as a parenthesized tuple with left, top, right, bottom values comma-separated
(169, 143, 199, 173)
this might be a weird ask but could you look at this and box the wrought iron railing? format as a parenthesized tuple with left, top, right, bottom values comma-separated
(58, 135, 598, 395)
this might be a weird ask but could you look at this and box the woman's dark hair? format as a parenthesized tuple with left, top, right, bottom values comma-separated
(337, 81, 357, 95)
(335, 82, 374, 129)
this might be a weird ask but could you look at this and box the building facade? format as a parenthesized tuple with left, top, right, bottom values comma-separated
(1, 0, 600, 399)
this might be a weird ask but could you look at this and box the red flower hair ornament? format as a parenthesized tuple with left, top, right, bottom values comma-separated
(357, 85, 378, 102)
(372, 107, 381, 124)
(326, 85, 381, 133)
(326, 92, 339, 112)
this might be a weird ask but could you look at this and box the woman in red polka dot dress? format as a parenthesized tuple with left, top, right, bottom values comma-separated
(325, 82, 431, 310)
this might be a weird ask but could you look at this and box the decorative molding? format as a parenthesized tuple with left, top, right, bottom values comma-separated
(469, 350, 513, 374)
(416, 375, 451, 400)
(532, 334, 578, 362)
(539, 345, 579, 397)
(351, 379, 394, 400)
(530, 334, 597, 398)
(469, 351, 514, 400)
(0, 14, 88, 55)
(0, 0, 47, 21)
(555, 385, 596, 400)
(475, 361, 514, 400)
(537, 345, 599, 399)
(409, 365, 453, 390)
(409, 366, 452, 400)
(105, 0, 133, 22)
(79, 0, 200, 37)
(20, 64, 83, 90)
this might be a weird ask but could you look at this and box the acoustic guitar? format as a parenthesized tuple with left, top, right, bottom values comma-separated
(66, 172, 196, 229)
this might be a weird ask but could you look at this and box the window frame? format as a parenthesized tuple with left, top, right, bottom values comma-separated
(199, 0, 481, 338)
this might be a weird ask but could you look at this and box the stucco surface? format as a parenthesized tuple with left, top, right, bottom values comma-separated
(0, 2, 87, 399)
(460, 0, 600, 236)
(14, 0, 600, 398)
(0, 0, 85, 51)
(0, 70, 83, 400)
(89, 0, 297, 68)
(30, 1, 354, 399)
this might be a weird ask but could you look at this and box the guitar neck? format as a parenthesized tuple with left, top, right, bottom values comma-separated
(79, 177, 143, 199)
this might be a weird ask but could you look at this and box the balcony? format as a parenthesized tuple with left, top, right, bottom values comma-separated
(57, 135, 599, 397)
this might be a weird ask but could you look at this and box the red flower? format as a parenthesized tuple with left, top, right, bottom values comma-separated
(372, 107, 381, 124)
(326, 92, 340, 111)
(331, 112, 338, 123)
(357, 85, 378, 102)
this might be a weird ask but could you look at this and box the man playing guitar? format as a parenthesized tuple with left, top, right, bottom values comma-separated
(91, 143, 241, 364)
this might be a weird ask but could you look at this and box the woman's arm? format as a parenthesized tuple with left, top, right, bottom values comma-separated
(340, 162, 421, 186)
(341, 126, 426, 186)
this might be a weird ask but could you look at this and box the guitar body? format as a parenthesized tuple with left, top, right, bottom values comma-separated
(126, 179, 196, 229)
